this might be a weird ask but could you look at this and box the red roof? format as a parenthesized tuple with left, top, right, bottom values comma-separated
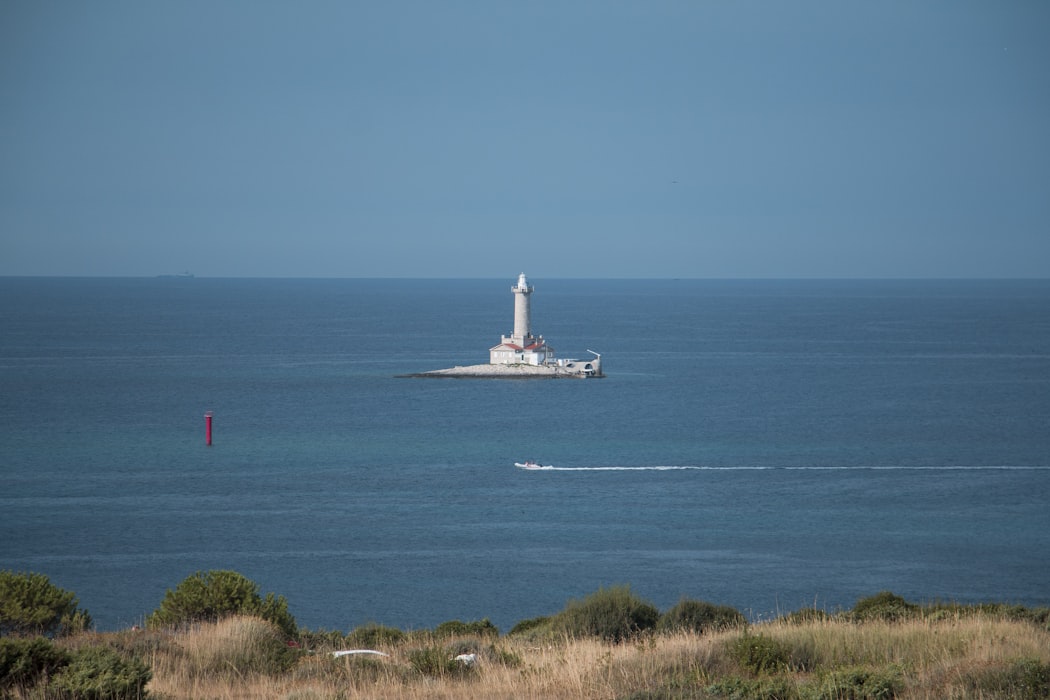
(490, 341, 548, 352)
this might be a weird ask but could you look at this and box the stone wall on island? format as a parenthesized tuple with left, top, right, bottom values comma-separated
(399, 363, 600, 379)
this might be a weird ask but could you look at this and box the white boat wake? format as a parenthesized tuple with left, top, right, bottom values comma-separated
(516, 464, 1049, 472)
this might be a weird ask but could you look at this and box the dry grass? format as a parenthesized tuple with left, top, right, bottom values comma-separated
(23, 612, 1048, 699)
(750, 615, 1050, 699)
(117, 617, 1050, 696)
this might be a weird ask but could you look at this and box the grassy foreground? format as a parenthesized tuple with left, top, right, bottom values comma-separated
(17, 607, 1050, 699)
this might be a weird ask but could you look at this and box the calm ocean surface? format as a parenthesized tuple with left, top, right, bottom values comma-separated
(1, 277, 1048, 632)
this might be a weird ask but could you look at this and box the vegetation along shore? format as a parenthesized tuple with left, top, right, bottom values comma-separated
(2, 569, 1048, 699)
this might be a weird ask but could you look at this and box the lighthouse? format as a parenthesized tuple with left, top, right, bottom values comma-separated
(489, 273, 553, 366)
(511, 272, 533, 344)
(405, 271, 601, 377)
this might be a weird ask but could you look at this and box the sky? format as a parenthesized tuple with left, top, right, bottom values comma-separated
(1, 2, 1048, 278)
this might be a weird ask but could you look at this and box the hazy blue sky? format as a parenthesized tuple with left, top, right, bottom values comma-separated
(2, 2, 1048, 278)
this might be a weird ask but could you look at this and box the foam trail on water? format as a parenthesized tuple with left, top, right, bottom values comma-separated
(544, 466, 705, 471)
(530, 465, 1050, 472)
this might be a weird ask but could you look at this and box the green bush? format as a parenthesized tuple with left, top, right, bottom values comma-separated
(706, 674, 801, 699)
(850, 591, 919, 622)
(928, 601, 1050, 627)
(657, 598, 746, 635)
(1007, 658, 1050, 697)
(406, 645, 473, 678)
(727, 632, 790, 675)
(486, 645, 523, 669)
(963, 657, 1050, 699)
(345, 623, 406, 648)
(295, 627, 348, 651)
(507, 615, 552, 637)
(52, 645, 151, 700)
(433, 618, 499, 638)
(146, 570, 296, 637)
(816, 665, 901, 699)
(0, 636, 71, 689)
(553, 586, 660, 643)
(0, 570, 93, 637)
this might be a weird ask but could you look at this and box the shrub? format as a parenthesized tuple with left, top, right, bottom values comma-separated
(657, 598, 746, 635)
(1012, 657, 1050, 696)
(406, 644, 474, 678)
(444, 637, 523, 668)
(345, 623, 405, 648)
(52, 645, 151, 700)
(295, 627, 348, 651)
(706, 675, 801, 699)
(816, 665, 901, 699)
(146, 570, 296, 636)
(932, 601, 1050, 627)
(962, 658, 1050, 698)
(0, 570, 93, 637)
(553, 586, 660, 643)
(0, 636, 71, 689)
(850, 591, 919, 622)
(487, 645, 523, 668)
(433, 618, 499, 638)
(507, 615, 552, 637)
(727, 632, 790, 675)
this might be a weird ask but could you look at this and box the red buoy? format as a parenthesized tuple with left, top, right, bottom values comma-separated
(205, 411, 213, 446)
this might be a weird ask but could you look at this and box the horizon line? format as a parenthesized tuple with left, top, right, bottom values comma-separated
(2, 274, 1049, 282)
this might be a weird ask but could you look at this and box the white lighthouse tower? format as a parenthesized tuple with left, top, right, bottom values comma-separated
(489, 273, 553, 365)
(511, 272, 533, 344)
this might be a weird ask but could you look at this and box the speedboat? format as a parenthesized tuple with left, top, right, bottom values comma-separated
(514, 461, 550, 470)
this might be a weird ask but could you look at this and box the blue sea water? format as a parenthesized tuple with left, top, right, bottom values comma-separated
(1, 277, 1048, 632)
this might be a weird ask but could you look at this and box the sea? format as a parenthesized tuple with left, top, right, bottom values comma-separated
(1, 277, 1048, 633)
